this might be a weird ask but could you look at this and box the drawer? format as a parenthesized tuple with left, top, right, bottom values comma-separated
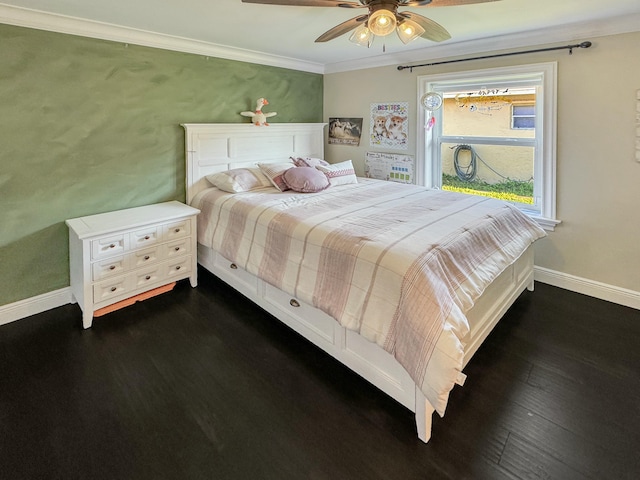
(130, 226, 160, 250)
(164, 219, 190, 241)
(343, 329, 412, 387)
(93, 275, 129, 303)
(130, 246, 161, 269)
(92, 255, 126, 282)
(164, 238, 191, 259)
(166, 256, 191, 280)
(213, 254, 258, 294)
(132, 264, 164, 290)
(263, 284, 335, 344)
(92, 234, 126, 260)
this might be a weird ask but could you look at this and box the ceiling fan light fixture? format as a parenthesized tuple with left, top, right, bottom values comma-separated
(368, 9, 397, 37)
(349, 24, 374, 47)
(397, 19, 425, 44)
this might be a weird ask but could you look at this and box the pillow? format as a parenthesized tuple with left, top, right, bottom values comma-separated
(282, 166, 330, 193)
(316, 160, 358, 187)
(292, 157, 331, 168)
(257, 162, 296, 192)
(206, 167, 272, 193)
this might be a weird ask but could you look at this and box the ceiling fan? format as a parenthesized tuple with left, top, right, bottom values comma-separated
(241, 0, 499, 46)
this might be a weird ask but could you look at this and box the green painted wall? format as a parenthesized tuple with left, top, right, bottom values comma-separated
(0, 24, 323, 306)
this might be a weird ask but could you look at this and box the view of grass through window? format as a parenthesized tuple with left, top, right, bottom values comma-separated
(442, 174, 534, 205)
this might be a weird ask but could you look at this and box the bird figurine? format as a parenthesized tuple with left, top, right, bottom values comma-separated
(240, 97, 277, 126)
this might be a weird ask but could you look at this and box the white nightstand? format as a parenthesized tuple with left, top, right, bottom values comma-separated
(66, 201, 200, 329)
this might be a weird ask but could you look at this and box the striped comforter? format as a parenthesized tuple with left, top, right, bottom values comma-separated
(193, 178, 546, 415)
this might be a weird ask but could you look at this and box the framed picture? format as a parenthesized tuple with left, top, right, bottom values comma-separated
(370, 102, 409, 150)
(328, 118, 363, 146)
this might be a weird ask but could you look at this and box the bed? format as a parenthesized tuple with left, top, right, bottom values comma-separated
(182, 122, 546, 443)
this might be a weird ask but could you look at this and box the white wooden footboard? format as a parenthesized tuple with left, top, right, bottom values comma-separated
(198, 243, 534, 443)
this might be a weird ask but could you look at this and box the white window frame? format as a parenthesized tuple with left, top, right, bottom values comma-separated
(417, 62, 560, 230)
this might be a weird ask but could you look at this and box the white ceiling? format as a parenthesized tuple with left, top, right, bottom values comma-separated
(1, 0, 640, 73)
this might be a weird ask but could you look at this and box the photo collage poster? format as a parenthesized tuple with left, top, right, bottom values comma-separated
(369, 102, 409, 150)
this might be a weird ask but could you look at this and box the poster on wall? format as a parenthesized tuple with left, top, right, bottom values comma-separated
(365, 151, 415, 184)
(328, 117, 363, 146)
(636, 89, 640, 163)
(369, 102, 409, 150)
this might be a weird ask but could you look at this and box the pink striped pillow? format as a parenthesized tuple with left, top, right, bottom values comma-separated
(316, 160, 358, 186)
(257, 162, 295, 192)
(292, 157, 331, 168)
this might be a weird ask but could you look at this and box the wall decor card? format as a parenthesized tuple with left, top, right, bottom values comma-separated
(636, 89, 640, 162)
(328, 117, 363, 146)
(370, 102, 409, 150)
(365, 152, 415, 184)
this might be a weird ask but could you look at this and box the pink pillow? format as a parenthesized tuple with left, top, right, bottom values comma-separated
(282, 166, 331, 193)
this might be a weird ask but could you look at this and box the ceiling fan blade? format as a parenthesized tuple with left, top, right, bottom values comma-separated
(405, 0, 500, 7)
(315, 15, 368, 42)
(401, 1, 435, 5)
(401, 12, 451, 42)
(241, 0, 362, 7)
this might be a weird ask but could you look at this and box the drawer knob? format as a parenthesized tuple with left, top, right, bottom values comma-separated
(175, 265, 181, 270)
(290, 299, 300, 308)
(110, 287, 117, 292)
(145, 275, 151, 280)
(109, 244, 116, 249)
(109, 265, 116, 271)
(174, 247, 180, 252)
(230, 263, 238, 270)
(144, 235, 150, 240)
(144, 255, 150, 260)
(174, 228, 181, 233)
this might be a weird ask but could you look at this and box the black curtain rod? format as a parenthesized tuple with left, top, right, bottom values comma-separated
(397, 41, 592, 72)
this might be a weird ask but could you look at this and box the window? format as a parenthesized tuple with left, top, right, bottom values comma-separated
(512, 103, 535, 130)
(417, 63, 559, 230)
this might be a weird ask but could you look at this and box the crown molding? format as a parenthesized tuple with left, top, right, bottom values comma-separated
(0, 4, 325, 74)
(1, 3, 638, 75)
(324, 13, 640, 73)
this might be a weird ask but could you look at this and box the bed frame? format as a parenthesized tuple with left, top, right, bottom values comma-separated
(182, 123, 535, 443)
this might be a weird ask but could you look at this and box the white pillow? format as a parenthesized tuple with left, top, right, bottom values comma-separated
(257, 161, 296, 192)
(206, 167, 272, 193)
(316, 160, 358, 186)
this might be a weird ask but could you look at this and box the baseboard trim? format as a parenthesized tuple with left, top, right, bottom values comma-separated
(535, 267, 640, 311)
(2, 268, 638, 327)
(0, 288, 73, 327)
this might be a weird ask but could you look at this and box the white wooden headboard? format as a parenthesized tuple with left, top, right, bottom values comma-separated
(182, 123, 327, 204)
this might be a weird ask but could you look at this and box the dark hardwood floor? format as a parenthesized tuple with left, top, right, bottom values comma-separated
(1, 267, 639, 480)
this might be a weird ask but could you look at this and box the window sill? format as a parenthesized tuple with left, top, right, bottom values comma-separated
(525, 213, 561, 232)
